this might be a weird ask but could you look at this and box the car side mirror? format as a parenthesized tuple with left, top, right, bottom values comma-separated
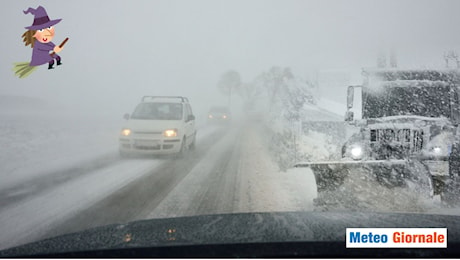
(345, 111, 354, 122)
(188, 115, 195, 121)
(123, 113, 130, 120)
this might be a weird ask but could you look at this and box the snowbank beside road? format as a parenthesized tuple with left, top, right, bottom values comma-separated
(298, 131, 340, 161)
(0, 159, 164, 250)
(0, 112, 121, 190)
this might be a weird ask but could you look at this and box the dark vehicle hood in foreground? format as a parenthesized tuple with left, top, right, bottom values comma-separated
(1, 211, 460, 257)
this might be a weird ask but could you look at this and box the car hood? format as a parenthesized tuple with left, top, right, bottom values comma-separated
(1, 211, 460, 257)
(123, 119, 182, 132)
(209, 112, 229, 116)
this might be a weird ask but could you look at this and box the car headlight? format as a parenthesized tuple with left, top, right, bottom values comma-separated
(350, 145, 363, 160)
(164, 129, 178, 137)
(208, 115, 213, 119)
(222, 115, 227, 119)
(121, 129, 131, 136)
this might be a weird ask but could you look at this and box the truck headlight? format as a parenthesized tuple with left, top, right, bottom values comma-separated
(121, 129, 131, 136)
(164, 129, 178, 137)
(432, 146, 442, 155)
(350, 145, 363, 160)
(430, 145, 451, 156)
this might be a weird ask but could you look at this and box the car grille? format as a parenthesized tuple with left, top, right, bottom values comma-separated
(134, 145, 161, 150)
(133, 139, 161, 150)
(133, 131, 162, 135)
(369, 128, 424, 159)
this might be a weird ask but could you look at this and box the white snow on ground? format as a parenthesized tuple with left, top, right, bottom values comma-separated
(1, 100, 459, 250)
(235, 126, 317, 212)
(148, 123, 317, 219)
(0, 159, 164, 250)
(0, 122, 220, 250)
(0, 111, 211, 190)
(297, 131, 339, 161)
(0, 112, 122, 190)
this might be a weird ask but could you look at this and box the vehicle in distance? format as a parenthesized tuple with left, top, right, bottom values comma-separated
(119, 96, 196, 156)
(207, 106, 231, 124)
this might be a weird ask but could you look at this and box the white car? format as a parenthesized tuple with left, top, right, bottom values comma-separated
(119, 96, 197, 157)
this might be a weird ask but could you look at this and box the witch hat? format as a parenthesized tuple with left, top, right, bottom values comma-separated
(24, 6, 62, 30)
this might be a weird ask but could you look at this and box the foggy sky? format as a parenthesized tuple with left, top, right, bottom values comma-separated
(1, 0, 460, 117)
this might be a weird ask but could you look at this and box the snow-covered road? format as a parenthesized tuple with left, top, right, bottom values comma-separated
(0, 119, 317, 250)
(2, 107, 456, 251)
(148, 121, 317, 219)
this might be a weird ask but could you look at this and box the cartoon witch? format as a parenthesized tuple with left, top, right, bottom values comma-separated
(13, 6, 69, 78)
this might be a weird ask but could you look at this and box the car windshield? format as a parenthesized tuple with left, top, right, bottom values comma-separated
(2, 0, 460, 257)
(131, 102, 183, 120)
(209, 107, 230, 114)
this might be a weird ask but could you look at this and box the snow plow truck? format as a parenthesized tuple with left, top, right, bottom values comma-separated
(295, 68, 460, 206)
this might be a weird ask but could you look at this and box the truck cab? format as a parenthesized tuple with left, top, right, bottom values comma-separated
(343, 69, 460, 197)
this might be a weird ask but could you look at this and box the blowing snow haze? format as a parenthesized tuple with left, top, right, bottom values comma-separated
(1, 0, 460, 116)
(3, 0, 460, 256)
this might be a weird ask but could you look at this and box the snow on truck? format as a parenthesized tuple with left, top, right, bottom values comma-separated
(295, 69, 460, 206)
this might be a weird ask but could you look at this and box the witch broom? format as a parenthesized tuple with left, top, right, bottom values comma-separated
(12, 37, 69, 79)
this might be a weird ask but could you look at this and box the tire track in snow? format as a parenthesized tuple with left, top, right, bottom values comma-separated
(0, 159, 163, 250)
(37, 126, 229, 244)
(0, 153, 120, 208)
(0, 125, 226, 250)
(147, 121, 317, 219)
(0, 125, 222, 208)
(147, 127, 241, 219)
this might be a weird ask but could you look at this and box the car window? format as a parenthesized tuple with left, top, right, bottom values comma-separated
(131, 103, 183, 120)
(209, 107, 230, 114)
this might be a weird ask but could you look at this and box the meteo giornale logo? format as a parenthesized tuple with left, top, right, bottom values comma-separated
(346, 228, 447, 248)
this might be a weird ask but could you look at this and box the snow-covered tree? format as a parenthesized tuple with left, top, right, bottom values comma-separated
(254, 66, 315, 121)
(255, 66, 293, 110)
